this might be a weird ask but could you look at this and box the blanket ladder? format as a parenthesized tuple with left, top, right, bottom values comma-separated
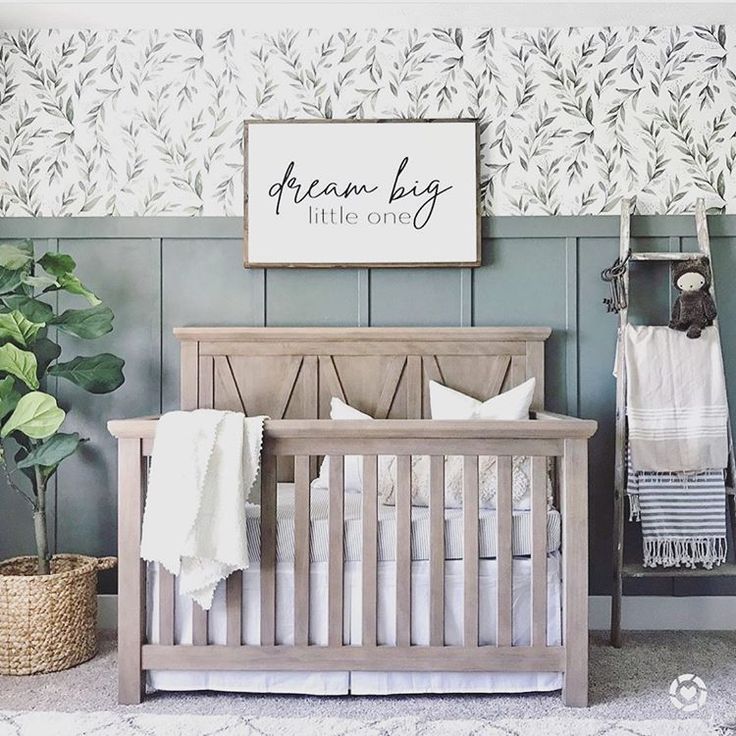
(610, 197, 736, 647)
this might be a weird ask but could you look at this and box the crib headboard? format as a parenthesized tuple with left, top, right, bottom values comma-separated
(174, 327, 551, 418)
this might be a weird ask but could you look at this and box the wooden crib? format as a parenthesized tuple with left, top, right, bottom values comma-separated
(108, 327, 596, 706)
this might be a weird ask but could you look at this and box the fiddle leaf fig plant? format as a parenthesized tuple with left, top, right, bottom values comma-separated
(0, 240, 125, 575)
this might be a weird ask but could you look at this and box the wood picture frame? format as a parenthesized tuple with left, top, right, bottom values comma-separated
(243, 119, 481, 268)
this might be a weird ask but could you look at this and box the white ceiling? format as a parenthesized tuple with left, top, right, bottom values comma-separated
(0, 1, 734, 30)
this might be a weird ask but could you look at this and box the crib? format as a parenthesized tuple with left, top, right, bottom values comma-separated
(108, 327, 596, 706)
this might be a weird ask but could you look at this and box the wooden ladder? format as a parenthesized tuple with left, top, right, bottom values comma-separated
(610, 197, 736, 647)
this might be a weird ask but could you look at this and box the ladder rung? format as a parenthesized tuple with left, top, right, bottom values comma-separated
(622, 562, 736, 578)
(629, 252, 703, 262)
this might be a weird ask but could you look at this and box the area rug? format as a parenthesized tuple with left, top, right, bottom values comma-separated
(0, 712, 730, 736)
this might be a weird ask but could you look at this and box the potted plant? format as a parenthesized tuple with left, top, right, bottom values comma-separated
(0, 239, 124, 676)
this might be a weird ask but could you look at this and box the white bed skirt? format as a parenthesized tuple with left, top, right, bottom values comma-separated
(147, 553, 562, 695)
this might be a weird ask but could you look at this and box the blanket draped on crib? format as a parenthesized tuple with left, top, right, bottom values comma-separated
(141, 410, 266, 610)
(621, 325, 728, 569)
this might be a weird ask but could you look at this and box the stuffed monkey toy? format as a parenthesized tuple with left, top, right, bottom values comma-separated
(669, 258, 717, 339)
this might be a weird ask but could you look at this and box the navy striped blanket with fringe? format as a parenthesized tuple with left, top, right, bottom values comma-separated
(627, 449, 727, 569)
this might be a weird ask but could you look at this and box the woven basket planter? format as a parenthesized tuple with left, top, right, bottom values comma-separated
(0, 554, 116, 676)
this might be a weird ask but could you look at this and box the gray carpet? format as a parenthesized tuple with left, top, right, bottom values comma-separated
(0, 711, 725, 735)
(1, 632, 736, 729)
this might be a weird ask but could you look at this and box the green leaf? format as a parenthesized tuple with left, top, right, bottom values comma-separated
(57, 273, 101, 306)
(22, 273, 58, 291)
(0, 310, 44, 347)
(0, 376, 20, 420)
(48, 353, 124, 394)
(17, 432, 82, 470)
(0, 269, 24, 295)
(50, 304, 113, 339)
(3, 296, 54, 324)
(1, 391, 65, 440)
(0, 343, 39, 389)
(31, 337, 61, 376)
(0, 241, 33, 270)
(38, 252, 76, 278)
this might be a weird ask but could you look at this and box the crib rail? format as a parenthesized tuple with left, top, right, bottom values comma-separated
(109, 416, 594, 707)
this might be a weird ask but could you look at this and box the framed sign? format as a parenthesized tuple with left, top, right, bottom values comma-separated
(244, 119, 480, 268)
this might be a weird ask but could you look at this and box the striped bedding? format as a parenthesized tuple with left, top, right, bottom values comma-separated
(245, 485, 561, 563)
(627, 451, 727, 569)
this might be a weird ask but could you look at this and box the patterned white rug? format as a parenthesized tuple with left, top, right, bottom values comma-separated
(0, 712, 729, 736)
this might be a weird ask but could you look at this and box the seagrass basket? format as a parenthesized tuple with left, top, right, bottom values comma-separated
(0, 554, 116, 676)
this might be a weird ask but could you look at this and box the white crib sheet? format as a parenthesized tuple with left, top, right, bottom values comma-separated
(147, 553, 562, 695)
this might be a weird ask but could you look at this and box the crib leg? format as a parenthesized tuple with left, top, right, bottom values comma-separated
(562, 663, 588, 707)
(562, 562, 589, 707)
(118, 438, 145, 705)
(562, 439, 589, 707)
(118, 638, 143, 705)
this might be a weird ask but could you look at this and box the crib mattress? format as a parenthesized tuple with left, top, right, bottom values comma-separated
(245, 484, 561, 563)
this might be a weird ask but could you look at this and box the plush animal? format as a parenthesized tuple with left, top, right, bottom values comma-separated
(668, 258, 717, 339)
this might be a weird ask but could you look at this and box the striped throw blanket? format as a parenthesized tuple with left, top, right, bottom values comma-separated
(627, 448, 727, 569)
(621, 324, 729, 568)
(623, 325, 728, 473)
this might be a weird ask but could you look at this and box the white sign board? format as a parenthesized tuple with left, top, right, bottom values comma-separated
(244, 120, 480, 267)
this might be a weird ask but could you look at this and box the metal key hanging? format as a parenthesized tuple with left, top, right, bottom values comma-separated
(601, 250, 631, 313)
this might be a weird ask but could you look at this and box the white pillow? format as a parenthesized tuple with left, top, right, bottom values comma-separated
(380, 376, 544, 509)
(313, 397, 372, 492)
(313, 382, 547, 509)
(429, 377, 535, 420)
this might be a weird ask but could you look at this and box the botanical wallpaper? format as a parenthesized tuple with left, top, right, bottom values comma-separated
(0, 26, 735, 216)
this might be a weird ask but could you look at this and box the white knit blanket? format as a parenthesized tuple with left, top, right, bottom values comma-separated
(623, 325, 728, 472)
(140, 410, 266, 610)
(377, 455, 552, 509)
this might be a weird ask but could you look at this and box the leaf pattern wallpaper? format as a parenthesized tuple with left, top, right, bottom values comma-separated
(0, 26, 735, 217)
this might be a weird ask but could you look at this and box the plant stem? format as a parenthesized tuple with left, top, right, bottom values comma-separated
(33, 509, 49, 575)
(33, 465, 49, 575)
(0, 455, 35, 509)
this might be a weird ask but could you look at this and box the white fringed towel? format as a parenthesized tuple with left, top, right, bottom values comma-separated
(623, 324, 728, 472)
(627, 448, 727, 569)
(141, 410, 266, 610)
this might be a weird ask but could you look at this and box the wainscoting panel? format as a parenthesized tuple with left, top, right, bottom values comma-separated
(2, 215, 736, 599)
(266, 268, 363, 327)
(473, 237, 568, 414)
(370, 268, 465, 327)
(161, 238, 262, 411)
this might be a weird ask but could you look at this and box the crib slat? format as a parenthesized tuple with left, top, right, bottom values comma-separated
(302, 357, 319, 479)
(362, 455, 378, 647)
(226, 572, 242, 646)
(158, 568, 175, 646)
(429, 455, 445, 646)
(531, 456, 548, 647)
(496, 456, 513, 647)
(260, 453, 277, 646)
(294, 455, 311, 647)
(192, 603, 208, 646)
(328, 455, 344, 647)
(464, 455, 479, 647)
(396, 455, 412, 647)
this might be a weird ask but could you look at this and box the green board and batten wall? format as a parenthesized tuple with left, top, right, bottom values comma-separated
(2, 214, 736, 597)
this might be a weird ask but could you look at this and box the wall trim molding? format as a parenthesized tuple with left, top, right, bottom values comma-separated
(4, 215, 736, 241)
(96, 594, 736, 632)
